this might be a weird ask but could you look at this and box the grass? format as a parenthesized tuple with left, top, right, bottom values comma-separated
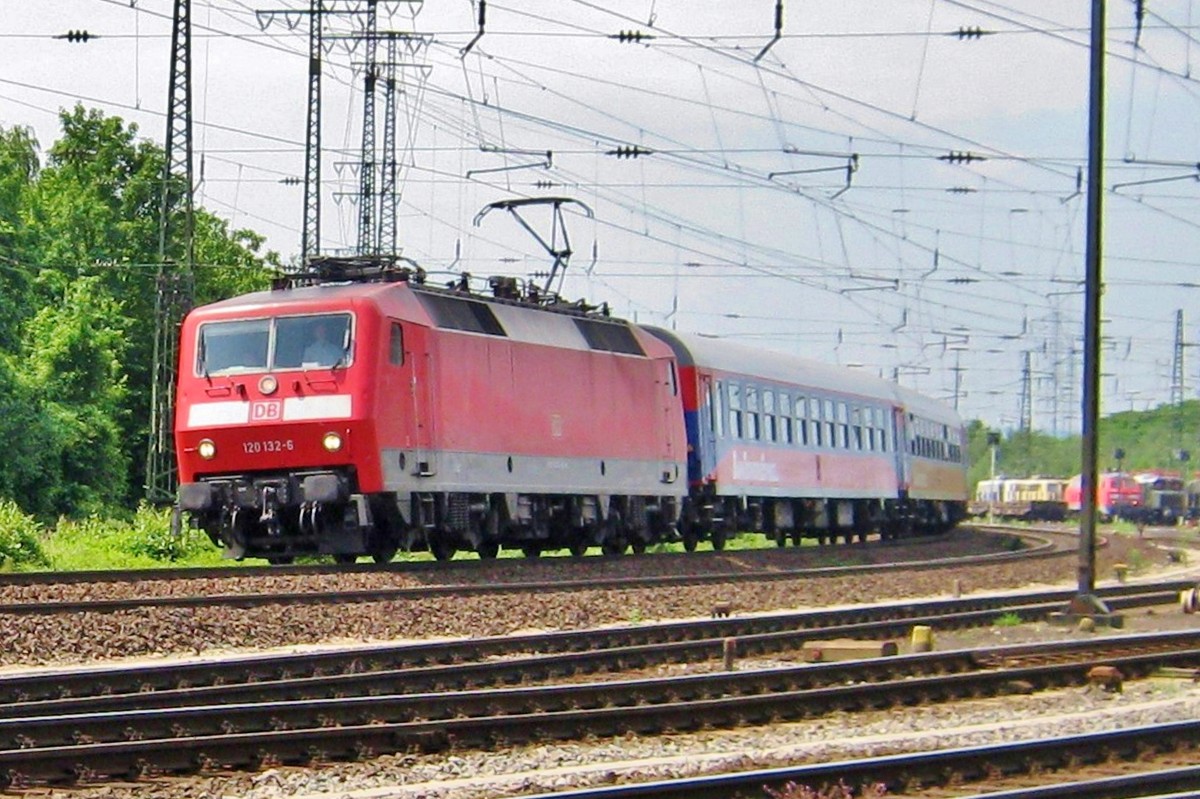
(994, 611, 1023, 627)
(0, 506, 898, 572)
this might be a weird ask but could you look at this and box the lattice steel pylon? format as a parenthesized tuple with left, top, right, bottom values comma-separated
(377, 33, 398, 256)
(146, 0, 195, 503)
(1019, 350, 1033, 433)
(302, 0, 324, 261)
(1172, 309, 1185, 407)
(357, 0, 379, 254)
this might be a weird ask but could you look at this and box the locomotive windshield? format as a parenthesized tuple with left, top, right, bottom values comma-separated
(196, 313, 353, 375)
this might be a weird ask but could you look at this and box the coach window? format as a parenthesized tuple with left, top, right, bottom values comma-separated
(810, 397, 823, 446)
(793, 394, 807, 446)
(729, 383, 744, 439)
(714, 381, 726, 438)
(389, 322, 404, 365)
(746, 386, 761, 440)
(836, 401, 849, 449)
(822, 399, 835, 448)
(779, 394, 794, 444)
(763, 390, 777, 443)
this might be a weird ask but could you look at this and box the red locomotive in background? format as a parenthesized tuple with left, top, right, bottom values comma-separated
(175, 258, 967, 562)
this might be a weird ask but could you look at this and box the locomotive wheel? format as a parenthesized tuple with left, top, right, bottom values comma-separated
(682, 528, 699, 552)
(371, 545, 397, 564)
(333, 554, 357, 564)
(630, 538, 647, 554)
(569, 540, 589, 557)
(774, 530, 787, 548)
(430, 540, 456, 561)
(476, 542, 499, 559)
(521, 544, 543, 559)
(601, 538, 627, 556)
(711, 529, 727, 551)
(266, 555, 294, 566)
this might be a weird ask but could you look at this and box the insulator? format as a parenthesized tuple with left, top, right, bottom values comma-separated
(954, 26, 987, 40)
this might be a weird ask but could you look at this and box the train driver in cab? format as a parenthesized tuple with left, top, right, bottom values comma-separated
(302, 319, 345, 367)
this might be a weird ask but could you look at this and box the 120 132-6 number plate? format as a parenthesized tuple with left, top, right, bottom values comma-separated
(243, 439, 295, 455)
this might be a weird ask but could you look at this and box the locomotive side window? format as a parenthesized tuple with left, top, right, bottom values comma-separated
(389, 322, 405, 365)
(197, 319, 269, 375)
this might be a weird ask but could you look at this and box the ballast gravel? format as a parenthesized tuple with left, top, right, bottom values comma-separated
(33, 680, 1200, 799)
(9, 529, 1200, 799)
(0, 529, 1142, 667)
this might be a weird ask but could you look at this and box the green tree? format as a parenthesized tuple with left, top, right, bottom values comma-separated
(18, 276, 131, 515)
(0, 125, 39, 350)
(0, 105, 277, 517)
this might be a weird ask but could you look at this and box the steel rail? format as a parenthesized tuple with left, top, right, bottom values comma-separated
(0, 532, 1063, 615)
(3, 633, 1200, 749)
(508, 726, 1200, 799)
(952, 767, 1200, 799)
(0, 592, 1191, 721)
(2, 643, 1199, 787)
(0, 581, 1184, 706)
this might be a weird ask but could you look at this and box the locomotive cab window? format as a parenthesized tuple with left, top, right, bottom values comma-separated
(389, 322, 405, 366)
(276, 314, 353, 370)
(196, 319, 269, 375)
(196, 313, 353, 375)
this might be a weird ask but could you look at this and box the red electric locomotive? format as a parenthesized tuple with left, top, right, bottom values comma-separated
(1065, 472, 1143, 522)
(175, 259, 686, 562)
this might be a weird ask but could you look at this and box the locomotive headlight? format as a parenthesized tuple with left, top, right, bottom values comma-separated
(322, 432, 343, 453)
(197, 439, 217, 460)
(258, 375, 278, 395)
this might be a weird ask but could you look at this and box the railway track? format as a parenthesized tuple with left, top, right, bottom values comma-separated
(0, 528, 1066, 615)
(0, 581, 1185, 705)
(507, 724, 1200, 799)
(1, 626, 1198, 787)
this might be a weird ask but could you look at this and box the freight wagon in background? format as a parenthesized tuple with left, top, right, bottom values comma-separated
(970, 476, 1068, 521)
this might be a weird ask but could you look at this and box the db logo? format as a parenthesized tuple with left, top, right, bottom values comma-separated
(251, 400, 283, 422)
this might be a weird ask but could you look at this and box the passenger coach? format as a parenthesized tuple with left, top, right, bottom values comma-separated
(644, 330, 968, 549)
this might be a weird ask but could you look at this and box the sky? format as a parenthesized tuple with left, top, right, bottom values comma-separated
(2, 0, 1200, 439)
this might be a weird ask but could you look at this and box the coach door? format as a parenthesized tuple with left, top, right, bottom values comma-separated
(893, 407, 910, 492)
(696, 374, 719, 483)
